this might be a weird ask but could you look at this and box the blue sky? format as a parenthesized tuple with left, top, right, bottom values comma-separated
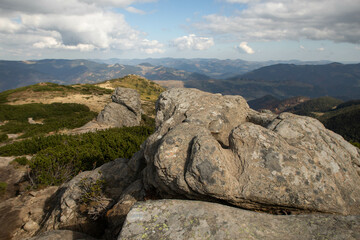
(0, 0, 359, 62)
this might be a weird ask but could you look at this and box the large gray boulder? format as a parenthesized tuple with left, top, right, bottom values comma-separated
(119, 199, 360, 240)
(97, 87, 142, 127)
(142, 88, 360, 215)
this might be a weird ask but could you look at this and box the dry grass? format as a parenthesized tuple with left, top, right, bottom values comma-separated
(153, 80, 184, 88)
(7, 92, 112, 113)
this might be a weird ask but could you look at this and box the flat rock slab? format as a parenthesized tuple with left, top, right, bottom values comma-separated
(119, 199, 360, 240)
(27, 230, 97, 240)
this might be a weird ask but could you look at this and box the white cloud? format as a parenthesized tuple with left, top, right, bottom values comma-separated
(236, 42, 254, 54)
(0, 0, 163, 56)
(0, 17, 22, 33)
(139, 39, 165, 54)
(172, 34, 214, 51)
(33, 37, 96, 51)
(126, 6, 146, 14)
(196, 0, 360, 44)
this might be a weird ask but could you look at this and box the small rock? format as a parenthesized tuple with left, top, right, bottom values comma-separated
(23, 220, 39, 232)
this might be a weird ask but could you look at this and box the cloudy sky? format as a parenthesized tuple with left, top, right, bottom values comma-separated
(0, 0, 359, 61)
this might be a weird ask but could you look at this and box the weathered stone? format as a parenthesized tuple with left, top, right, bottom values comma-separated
(40, 155, 145, 238)
(105, 179, 146, 239)
(0, 186, 58, 240)
(119, 199, 360, 240)
(97, 87, 142, 127)
(142, 88, 360, 215)
(27, 230, 97, 240)
(111, 87, 141, 116)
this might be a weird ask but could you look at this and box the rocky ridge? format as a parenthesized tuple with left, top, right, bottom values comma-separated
(7, 88, 360, 239)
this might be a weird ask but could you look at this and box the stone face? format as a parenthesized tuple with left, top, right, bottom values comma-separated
(105, 179, 146, 239)
(119, 199, 360, 240)
(40, 156, 144, 238)
(111, 87, 142, 116)
(97, 87, 142, 127)
(143, 88, 360, 215)
(27, 230, 98, 240)
(0, 186, 58, 240)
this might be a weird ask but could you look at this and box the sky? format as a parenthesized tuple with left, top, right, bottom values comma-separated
(0, 0, 359, 62)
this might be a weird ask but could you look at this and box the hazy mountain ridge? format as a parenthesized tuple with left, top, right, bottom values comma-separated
(0, 60, 199, 92)
(94, 58, 332, 79)
(185, 62, 360, 100)
(1, 59, 359, 102)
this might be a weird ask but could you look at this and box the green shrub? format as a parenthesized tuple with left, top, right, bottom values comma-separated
(0, 134, 8, 143)
(0, 103, 97, 138)
(14, 126, 154, 186)
(141, 114, 155, 128)
(11, 156, 29, 166)
(79, 178, 106, 204)
(79, 177, 110, 220)
(0, 182, 7, 195)
(351, 141, 360, 149)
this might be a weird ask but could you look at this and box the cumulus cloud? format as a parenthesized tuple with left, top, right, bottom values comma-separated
(236, 42, 254, 54)
(0, 0, 163, 56)
(33, 37, 96, 51)
(139, 39, 165, 54)
(172, 34, 214, 51)
(196, 0, 360, 44)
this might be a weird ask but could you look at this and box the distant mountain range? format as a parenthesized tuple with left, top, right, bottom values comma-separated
(0, 59, 359, 101)
(185, 62, 360, 100)
(0, 59, 207, 92)
(93, 58, 331, 79)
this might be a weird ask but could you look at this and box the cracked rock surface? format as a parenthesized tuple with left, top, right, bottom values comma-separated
(143, 88, 360, 215)
(119, 199, 360, 240)
(97, 87, 142, 128)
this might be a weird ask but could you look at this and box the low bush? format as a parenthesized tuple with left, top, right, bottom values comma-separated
(11, 156, 29, 166)
(0, 133, 7, 143)
(0, 182, 7, 195)
(351, 141, 360, 149)
(79, 177, 110, 220)
(4, 126, 155, 186)
(0, 103, 97, 138)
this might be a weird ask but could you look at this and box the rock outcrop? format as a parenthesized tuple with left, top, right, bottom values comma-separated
(23, 88, 360, 239)
(27, 230, 97, 240)
(97, 87, 142, 128)
(0, 187, 58, 240)
(142, 88, 360, 215)
(119, 199, 360, 240)
(39, 158, 138, 237)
